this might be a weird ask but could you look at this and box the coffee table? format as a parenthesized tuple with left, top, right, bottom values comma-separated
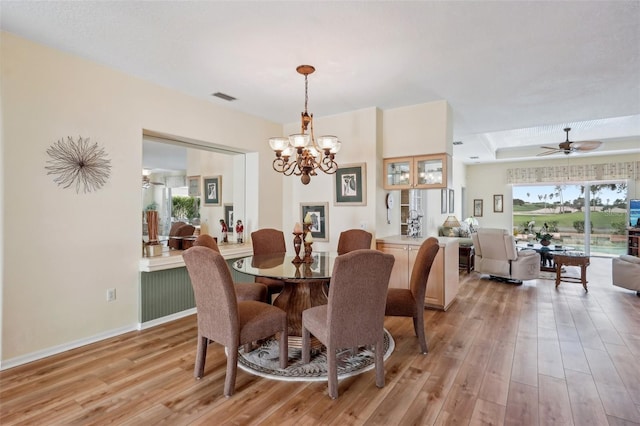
(516, 243, 574, 272)
(553, 252, 590, 292)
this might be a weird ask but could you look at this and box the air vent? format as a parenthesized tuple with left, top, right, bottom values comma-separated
(470, 156, 479, 159)
(212, 92, 236, 102)
(453, 141, 463, 145)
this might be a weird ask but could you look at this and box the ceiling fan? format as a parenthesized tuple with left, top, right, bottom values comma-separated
(537, 127, 602, 156)
(142, 175, 164, 189)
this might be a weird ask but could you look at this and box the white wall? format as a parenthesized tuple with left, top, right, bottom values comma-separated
(382, 100, 452, 157)
(465, 154, 640, 231)
(0, 32, 281, 364)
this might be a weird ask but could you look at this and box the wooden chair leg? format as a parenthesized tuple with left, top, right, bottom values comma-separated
(194, 335, 208, 378)
(375, 338, 385, 388)
(224, 346, 238, 397)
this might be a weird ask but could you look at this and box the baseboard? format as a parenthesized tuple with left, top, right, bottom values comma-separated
(0, 308, 198, 371)
(0, 324, 137, 371)
(137, 308, 196, 330)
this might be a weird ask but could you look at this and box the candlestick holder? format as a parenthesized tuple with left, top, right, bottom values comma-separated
(292, 232, 304, 264)
(303, 262, 313, 277)
(303, 242, 314, 264)
(293, 262, 302, 278)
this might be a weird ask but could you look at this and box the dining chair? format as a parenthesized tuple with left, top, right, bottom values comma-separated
(301, 249, 395, 399)
(193, 234, 268, 302)
(384, 237, 439, 354)
(183, 246, 288, 397)
(251, 228, 286, 302)
(336, 229, 373, 255)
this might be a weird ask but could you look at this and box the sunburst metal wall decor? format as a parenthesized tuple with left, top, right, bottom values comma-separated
(45, 136, 112, 193)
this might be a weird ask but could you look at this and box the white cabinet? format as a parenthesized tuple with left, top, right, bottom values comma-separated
(376, 237, 459, 310)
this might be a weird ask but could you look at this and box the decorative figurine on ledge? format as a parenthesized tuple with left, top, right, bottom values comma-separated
(219, 219, 228, 243)
(235, 220, 244, 243)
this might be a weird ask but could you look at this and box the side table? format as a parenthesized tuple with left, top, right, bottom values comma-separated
(554, 253, 590, 292)
(459, 245, 474, 273)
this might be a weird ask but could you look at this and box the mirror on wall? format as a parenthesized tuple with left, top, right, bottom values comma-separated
(142, 135, 246, 244)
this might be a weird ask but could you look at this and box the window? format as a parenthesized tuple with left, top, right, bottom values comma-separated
(512, 182, 628, 256)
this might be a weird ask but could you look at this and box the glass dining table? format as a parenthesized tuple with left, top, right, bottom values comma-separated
(232, 252, 338, 347)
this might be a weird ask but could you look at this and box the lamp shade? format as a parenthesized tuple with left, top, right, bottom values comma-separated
(289, 133, 310, 148)
(317, 135, 338, 151)
(269, 137, 289, 152)
(442, 216, 461, 228)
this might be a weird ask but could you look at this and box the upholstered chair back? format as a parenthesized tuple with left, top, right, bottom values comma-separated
(336, 229, 373, 255)
(251, 228, 286, 255)
(193, 234, 220, 252)
(183, 246, 239, 347)
(408, 237, 440, 305)
(326, 249, 395, 348)
(169, 221, 195, 237)
(472, 228, 517, 261)
(471, 227, 540, 281)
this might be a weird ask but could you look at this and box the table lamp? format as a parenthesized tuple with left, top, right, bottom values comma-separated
(442, 216, 461, 237)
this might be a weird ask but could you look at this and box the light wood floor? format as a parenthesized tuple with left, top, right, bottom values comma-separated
(1, 257, 639, 425)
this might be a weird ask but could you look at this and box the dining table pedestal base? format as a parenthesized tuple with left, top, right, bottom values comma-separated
(273, 279, 328, 349)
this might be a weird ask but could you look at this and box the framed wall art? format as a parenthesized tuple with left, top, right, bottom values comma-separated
(203, 175, 221, 206)
(334, 163, 366, 206)
(449, 189, 454, 213)
(224, 204, 234, 231)
(474, 199, 483, 217)
(300, 202, 329, 241)
(493, 194, 504, 213)
(187, 175, 200, 197)
(441, 189, 448, 214)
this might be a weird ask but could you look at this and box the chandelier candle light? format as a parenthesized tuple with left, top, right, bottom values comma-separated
(269, 65, 341, 185)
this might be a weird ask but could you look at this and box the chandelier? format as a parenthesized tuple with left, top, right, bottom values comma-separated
(269, 65, 341, 185)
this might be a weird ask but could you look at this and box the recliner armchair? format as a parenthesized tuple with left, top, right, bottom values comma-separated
(612, 255, 640, 296)
(471, 228, 540, 283)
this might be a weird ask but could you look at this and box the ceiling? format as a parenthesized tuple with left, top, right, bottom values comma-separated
(2, 1, 639, 164)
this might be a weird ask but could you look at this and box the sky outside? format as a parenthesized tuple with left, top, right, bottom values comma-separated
(512, 184, 627, 204)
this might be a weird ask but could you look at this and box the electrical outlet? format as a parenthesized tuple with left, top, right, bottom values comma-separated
(360, 222, 367, 230)
(107, 288, 116, 302)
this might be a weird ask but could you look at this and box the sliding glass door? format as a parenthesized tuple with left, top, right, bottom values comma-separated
(512, 181, 628, 257)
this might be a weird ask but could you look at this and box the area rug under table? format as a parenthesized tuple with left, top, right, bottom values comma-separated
(237, 330, 395, 382)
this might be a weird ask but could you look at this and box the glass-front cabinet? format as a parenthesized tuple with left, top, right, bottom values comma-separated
(383, 153, 448, 190)
(384, 157, 412, 189)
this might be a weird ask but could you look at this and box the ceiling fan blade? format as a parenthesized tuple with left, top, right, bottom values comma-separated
(536, 149, 563, 157)
(540, 145, 559, 150)
(571, 140, 602, 151)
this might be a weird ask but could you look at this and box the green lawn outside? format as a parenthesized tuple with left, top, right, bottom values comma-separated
(513, 211, 627, 233)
